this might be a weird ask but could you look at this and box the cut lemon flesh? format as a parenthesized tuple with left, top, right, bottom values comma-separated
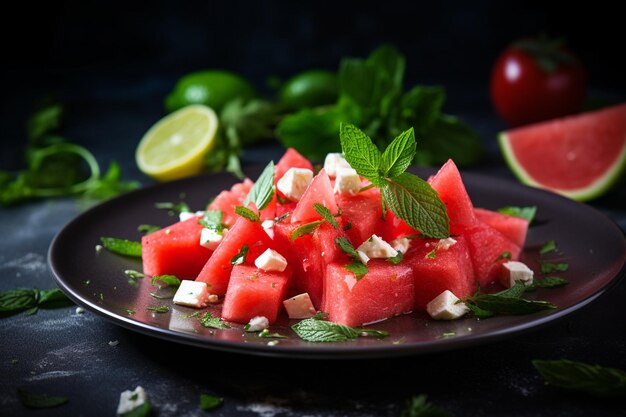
(136, 105, 218, 181)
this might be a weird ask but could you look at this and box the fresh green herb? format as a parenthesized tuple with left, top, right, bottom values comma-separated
(234, 206, 261, 223)
(151, 275, 181, 288)
(275, 212, 290, 223)
(339, 123, 385, 186)
(496, 251, 512, 261)
(17, 388, 69, 409)
(540, 261, 569, 274)
(155, 201, 190, 215)
(442, 332, 456, 338)
(78, 161, 140, 208)
(258, 328, 288, 338)
(343, 222, 352, 231)
(126, 309, 136, 315)
(100, 237, 142, 257)
(540, 240, 558, 255)
(464, 292, 556, 317)
(200, 393, 224, 411)
(137, 224, 161, 234)
(497, 206, 537, 223)
(186, 311, 201, 318)
(426, 249, 437, 259)
(291, 312, 387, 342)
(124, 270, 146, 280)
(313, 203, 340, 229)
(0, 288, 72, 316)
(199, 311, 230, 329)
(526, 276, 569, 291)
(495, 282, 528, 298)
(99, 293, 104, 301)
(146, 305, 169, 313)
(198, 210, 226, 233)
(388, 251, 404, 265)
(335, 236, 369, 279)
(290, 220, 324, 240)
(243, 161, 275, 210)
(230, 244, 249, 265)
(121, 402, 151, 417)
(400, 394, 453, 417)
(532, 359, 626, 397)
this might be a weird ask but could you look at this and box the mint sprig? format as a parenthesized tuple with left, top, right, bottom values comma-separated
(235, 206, 261, 223)
(198, 210, 226, 232)
(340, 124, 449, 238)
(100, 237, 142, 257)
(291, 312, 388, 342)
(290, 220, 324, 240)
(243, 161, 275, 210)
(335, 236, 369, 280)
(313, 203, 340, 229)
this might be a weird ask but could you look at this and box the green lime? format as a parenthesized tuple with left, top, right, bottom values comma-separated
(278, 70, 338, 110)
(165, 70, 257, 113)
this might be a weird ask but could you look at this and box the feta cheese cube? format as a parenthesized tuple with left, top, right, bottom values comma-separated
(261, 219, 275, 239)
(391, 237, 410, 254)
(200, 227, 226, 250)
(500, 261, 534, 288)
(179, 210, 205, 222)
(173, 280, 210, 308)
(436, 237, 457, 250)
(356, 234, 398, 263)
(276, 167, 313, 201)
(117, 386, 149, 416)
(283, 293, 316, 319)
(426, 290, 469, 320)
(333, 167, 361, 195)
(357, 250, 370, 265)
(323, 153, 352, 177)
(246, 316, 269, 332)
(254, 248, 288, 272)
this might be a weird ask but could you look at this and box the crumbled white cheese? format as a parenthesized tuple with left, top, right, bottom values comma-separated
(323, 153, 352, 177)
(501, 261, 534, 288)
(276, 167, 313, 201)
(75, 307, 85, 315)
(254, 248, 288, 272)
(246, 316, 269, 332)
(173, 280, 210, 308)
(117, 386, 149, 416)
(200, 227, 226, 250)
(333, 167, 361, 195)
(356, 235, 398, 264)
(436, 237, 457, 250)
(179, 210, 205, 222)
(357, 250, 370, 265)
(283, 293, 317, 319)
(261, 219, 275, 239)
(391, 237, 410, 254)
(426, 290, 469, 320)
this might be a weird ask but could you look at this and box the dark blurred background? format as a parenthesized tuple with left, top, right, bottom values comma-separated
(1, 0, 624, 170)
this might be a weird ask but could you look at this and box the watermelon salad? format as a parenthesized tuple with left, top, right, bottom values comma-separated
(135, 142, 548, 335)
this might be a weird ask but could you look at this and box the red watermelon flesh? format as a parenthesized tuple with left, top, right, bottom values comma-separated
(323, 260, 414, 327)
(276, 202, 297, 218)
(336, 186, 383, 246)
(195, 216, 273, 295)
(274, 147, 314, 184)
(499, 103, 626, 200)
(474, 208, 529, 248)
(141, 217, 212, 279)
(428, 159, 477, 234)
(291, 169, 338, 223)
(207, 178, 254, 227)
(405, 236, 476, 310)
(463, 222, 521, 287)
(382, 209, 419, 242)
(221, 264, 291, 324)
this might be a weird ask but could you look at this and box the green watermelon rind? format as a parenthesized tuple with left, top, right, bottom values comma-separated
(498, 131, 626, 202)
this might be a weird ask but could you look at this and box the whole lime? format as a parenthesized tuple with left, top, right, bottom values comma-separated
(278, 70, 338, 110)
(165, 70, 257, 113)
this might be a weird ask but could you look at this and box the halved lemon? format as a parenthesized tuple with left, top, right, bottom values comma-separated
(136, 105, 218, 181)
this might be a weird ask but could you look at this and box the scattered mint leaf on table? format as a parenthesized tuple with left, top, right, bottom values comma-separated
(199, 312, 230, 329)
(155, 201, 190, 215)
(540, 240, 558, 255)
(146, 305, 169, 313)
(526, 276, 568, 291)
(200, 393, 224, 411)
(0, 288, 72, 316)
(532, 359, 626, 397)
(100, 237, 142, 257)
(243, 161, 275, 210)
(292, 312, 389, 342)
(17, 389, 68, 409)
(151, 275, 181, 288)
(400, 394, 453, 417)
(497, 206, 537, 223)
(539, 261, 569, 274)
(137, 224, 161, 234)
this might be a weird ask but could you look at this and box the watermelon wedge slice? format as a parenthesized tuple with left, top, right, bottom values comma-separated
(499, 103, 626, 201)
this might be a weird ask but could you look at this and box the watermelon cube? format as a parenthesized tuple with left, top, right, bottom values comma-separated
(336, 186, 384, 246)
(405, 236, 476, 310)
(382, 209, 419, 242)
(221, 264, 291, 324)
(322, 260, 414, 327)
(195, 216, 273, 295)
(474, 208, 529, 248)
(291, 169, 339, 223)
(428, 159, 477, 234)
(207, 178, 254, 227)
(141, 216, 212, 279)
(275, 148, 314, 184)
(463, 222, 522, 287)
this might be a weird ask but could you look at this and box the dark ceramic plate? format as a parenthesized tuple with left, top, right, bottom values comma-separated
(48, 167, 626, 359)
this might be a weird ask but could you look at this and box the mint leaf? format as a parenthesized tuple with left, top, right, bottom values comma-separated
(146, 305, 169, 313)
(243, 161, 275, 210)
(290, 220, 324, 240)
(383, 173, 449, 238)
(380, 127, 416, 178)
(496, 251, 512, 261)
(400, 394, 453, 417)
(532, 359, 626, 397)
(466, 294, 556, 316)
(291, 316, 359, 342)
(155, 201, 190, 215)
(230, 244, 249, 265)
(344, 262, 369, 280)
(313, 203, 340, 229)
(151, 275, 181, 288)
(121, 402, 151, 417)
(235, 206, 261, 223)
(137, 224, 161, 234)
(200, 393, 224, 411)
(0, 289, 37, 312)
(37, 289, 72, 309)
(198, 210, 225, 232)
(540, 261, 569, 274)
(17, 389, 68, 409)
(335, 236, 360, 258)
(495, 282, 527, 298)
(388, 251, 404, 265)
(199, 311, 230, 329)
(335, 236, 369, 280)
(339, 123, 383, 185)
(498, 206, 537, 223)
(100, 237, 142, 257)
(540, 240, 558, 255)
(526, 276, 568, 291)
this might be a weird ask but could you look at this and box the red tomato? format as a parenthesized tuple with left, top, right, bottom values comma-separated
(490, 38, 586, 127)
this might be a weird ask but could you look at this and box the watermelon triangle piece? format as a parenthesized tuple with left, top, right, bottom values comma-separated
(499, 103, 626, 201)
(274, 148, 313, 183)
(291, 169, 339, 223)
